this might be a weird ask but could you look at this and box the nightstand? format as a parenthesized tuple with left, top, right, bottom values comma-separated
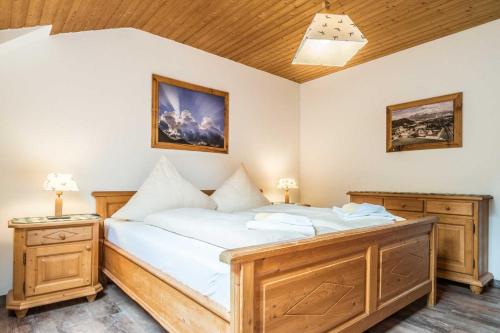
(6, 214, 103, 318)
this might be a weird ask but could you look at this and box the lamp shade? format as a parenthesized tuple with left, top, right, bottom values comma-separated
(292, 13, 367, 67)
(277, 178, 298, 190)
(43, 173, 79, 192)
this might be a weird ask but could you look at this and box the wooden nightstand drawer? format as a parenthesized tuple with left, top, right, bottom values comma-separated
(427, 200, 473, 216)
(26, 226, 92, 246)
(25, 242, 93, 296)
(385, 198, 424, 212)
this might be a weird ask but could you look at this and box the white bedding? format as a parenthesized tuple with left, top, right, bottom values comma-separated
(105, 204, 396, 310)
(105, 218, 232, 309)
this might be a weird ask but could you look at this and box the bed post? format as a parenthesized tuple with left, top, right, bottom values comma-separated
(231, 262, 255, 333)
(427, 222, 438, 307)
(92, 191, 136, 287)
(93, 194, 109, 287)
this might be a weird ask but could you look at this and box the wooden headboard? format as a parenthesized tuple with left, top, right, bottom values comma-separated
(92, 190, 215, 219)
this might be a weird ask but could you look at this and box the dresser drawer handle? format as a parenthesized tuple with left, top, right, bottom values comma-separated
(59, 234, 66, 240)
(86, 245, 91, 251)
(445, 206, 451, 211)
(401, 204, 407, 208)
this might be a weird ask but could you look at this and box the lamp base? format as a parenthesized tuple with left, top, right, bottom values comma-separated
(46, 215, 72, 220)
(284, 189, 290, 204)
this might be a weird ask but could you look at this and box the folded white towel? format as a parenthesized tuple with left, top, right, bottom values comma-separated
(246, 220, 316, 236)
(254, 213, 313, 226)
(341, 203, 386, 215)
(333, 203, 404, 222)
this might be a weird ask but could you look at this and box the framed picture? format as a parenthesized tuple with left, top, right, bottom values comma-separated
(386, 92, 462, 152)
(151, 74, 229, 153)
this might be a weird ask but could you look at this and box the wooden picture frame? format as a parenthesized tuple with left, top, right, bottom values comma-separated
(151, 74, 229, 154)
(386, 92, 462, 152)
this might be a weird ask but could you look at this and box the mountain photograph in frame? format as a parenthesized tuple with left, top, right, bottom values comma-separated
(152, 74, 229, 154)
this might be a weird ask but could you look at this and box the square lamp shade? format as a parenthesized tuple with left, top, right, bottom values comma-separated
(277, 178, 298, 204)
(292, 13, 367, 67)
(43, 173, 79, 218)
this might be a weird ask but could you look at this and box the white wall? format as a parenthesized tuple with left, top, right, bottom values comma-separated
(0, 28, 300, 294)
(300, 20, 500, 278)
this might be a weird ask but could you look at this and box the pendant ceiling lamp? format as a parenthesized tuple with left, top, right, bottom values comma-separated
(292, 1, 367, 67)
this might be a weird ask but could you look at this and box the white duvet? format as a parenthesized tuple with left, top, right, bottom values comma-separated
(143, 208, 305, 249)
(106, 205, 396, 311)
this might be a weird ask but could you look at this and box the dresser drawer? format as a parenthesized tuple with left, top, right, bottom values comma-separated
(384, 198, 424, 212)
(27, 226, 93, 246)
(387, 210, 424, 220)
(426, 200, 473, 216)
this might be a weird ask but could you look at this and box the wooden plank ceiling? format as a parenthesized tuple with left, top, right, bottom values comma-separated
(1, 0, 499, 83)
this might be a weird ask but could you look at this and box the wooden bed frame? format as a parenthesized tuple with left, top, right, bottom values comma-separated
(93, 191, 438, 333)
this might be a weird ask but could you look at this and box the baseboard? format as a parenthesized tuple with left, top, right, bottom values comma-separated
(0, 295, 5, 307)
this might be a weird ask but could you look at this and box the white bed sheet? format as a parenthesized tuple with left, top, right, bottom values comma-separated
(105, 218, 232, 310)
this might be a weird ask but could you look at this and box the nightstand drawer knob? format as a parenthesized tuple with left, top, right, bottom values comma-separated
(59, 234, 66, 240)
(86, 245, 91, 251)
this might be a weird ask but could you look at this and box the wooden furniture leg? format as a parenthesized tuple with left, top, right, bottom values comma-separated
(14, 309, 28, 319)
(87, 294, 97, 302)
(470, 285, 483, 295)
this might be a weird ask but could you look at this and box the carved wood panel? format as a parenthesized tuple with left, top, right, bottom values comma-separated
(259, 253, 366, 333)
(107, 202, 127, 217)
(25, 242, 92, 296)
(437, 216, 473, 274)
(379, 235, 429, 305)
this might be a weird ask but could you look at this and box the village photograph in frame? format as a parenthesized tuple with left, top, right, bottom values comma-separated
(386, 93, 462, 152)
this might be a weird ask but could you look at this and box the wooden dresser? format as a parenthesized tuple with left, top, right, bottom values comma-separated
(348, 191, 493, 294)
(6, 215, 103, 318)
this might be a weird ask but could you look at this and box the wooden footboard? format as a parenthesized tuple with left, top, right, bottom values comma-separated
(93, 191, 437, 333)
(222, 217, 437, 333)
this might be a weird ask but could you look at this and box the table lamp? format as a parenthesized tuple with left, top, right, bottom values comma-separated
(43, 173, 79, 219)
(277, 178, 298, 204)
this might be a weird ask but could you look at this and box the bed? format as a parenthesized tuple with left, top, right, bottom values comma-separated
(93, 191, 438, 333)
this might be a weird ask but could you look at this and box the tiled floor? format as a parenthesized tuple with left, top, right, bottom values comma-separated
(1, 281, 499, 332)
(368, 281, 500, 333)
(0, 285, 164, 333)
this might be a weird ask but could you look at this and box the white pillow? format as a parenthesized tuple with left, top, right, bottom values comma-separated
(112, 156, 216, 221)
(212, 165, 269, 212)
